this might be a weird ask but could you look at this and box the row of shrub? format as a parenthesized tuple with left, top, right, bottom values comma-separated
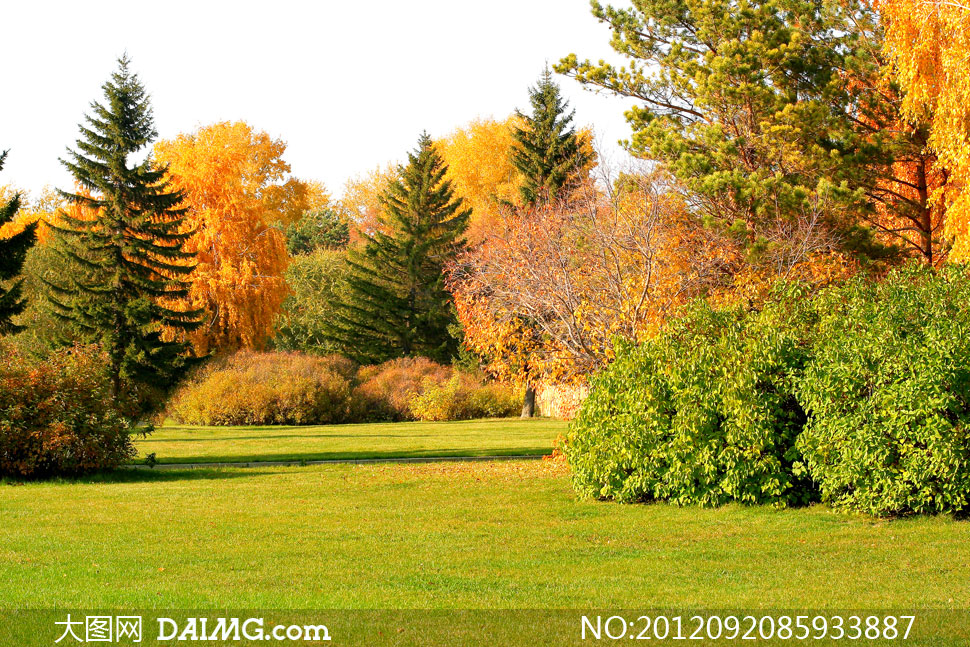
(567, 264, 970, 517)
(165, 353, 522, 426)
(0, 344, 138, 479)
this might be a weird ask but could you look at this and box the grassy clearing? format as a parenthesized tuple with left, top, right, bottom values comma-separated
(134, 418, 564, 464)
(3, 460, 969, 609)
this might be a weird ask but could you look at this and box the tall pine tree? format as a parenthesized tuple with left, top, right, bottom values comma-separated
(557, 0, 914, 263)
(511, 67, 592, 206)
(0, 151, 37, 335)
(47, 56, 201, 399)
(329, 133, 470, 364)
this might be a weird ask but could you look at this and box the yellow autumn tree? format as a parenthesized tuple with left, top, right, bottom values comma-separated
(436, 116, 597, 245)
(263, 179, 331, 226)
(0, 186, 64, 245)
(338, 163, 400, 246)
(155, 121, 309, 354)
(878, 0, 970, 259)
(436, 117, 523, 244)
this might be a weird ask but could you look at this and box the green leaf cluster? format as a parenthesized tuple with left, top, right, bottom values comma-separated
(272, 249, 350, 355)
(284, 207, 350, 255)
(798, 265, 970, 515)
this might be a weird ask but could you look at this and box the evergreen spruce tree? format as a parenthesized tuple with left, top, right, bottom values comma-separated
(47, 56, 201, 399)
(511, 67, 592, 206)
(0, 150, 37, 335)
(329, 133, 470, 364)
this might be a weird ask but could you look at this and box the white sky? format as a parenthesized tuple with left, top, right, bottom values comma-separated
(1, 0, 637, 200)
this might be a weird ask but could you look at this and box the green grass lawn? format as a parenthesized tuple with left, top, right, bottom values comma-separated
(3, 459, 969, 609)
(134, 417, 565, 464)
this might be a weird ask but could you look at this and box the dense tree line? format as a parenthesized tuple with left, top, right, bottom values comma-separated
(1, 0, 969, 428)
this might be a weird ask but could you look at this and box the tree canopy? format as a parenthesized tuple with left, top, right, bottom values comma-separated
(154, 121, 303, 355)
(556, 0, 941, 266)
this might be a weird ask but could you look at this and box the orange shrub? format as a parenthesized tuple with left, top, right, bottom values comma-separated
(352, 357, 452, 421)
(167, 352, 355, 425)
(0, 344, 136, 478)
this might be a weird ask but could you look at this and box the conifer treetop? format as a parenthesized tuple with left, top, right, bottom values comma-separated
(327, 132, 469, 364)
(511, 66, 591, 206)
(380, 132, 471, 245)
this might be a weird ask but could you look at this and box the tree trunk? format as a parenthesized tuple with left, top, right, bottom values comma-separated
(916, 157, 933, 265)
(521, 385, 536, 418)
(110, 368, 121, 404)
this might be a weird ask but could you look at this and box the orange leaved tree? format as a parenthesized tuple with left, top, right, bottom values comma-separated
(878, 0, 970, 259)
(449, 170, 737, 388)
(155, 121, 308, 354)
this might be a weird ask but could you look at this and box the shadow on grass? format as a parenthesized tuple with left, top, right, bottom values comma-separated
(2, 467, 279, 487)
(139, 433, 422, 443)
(138, 446, 554, 465)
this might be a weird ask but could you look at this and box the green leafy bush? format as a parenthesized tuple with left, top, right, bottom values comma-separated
(569, 263, 970, 516)
(567, 290, 815, 507)
(0, 343, 137, 478)
(407, 375, 469, 421)
(167, 352, 354, 425)
(7, 244, 77, 354)
(797, 265, 970, 516)
(465, 382, 522, 419)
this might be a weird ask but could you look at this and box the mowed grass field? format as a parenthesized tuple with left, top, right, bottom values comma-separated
(3, 458, 970, 609)
(135, 418, 564, 464)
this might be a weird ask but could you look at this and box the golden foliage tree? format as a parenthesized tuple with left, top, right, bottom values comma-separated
(0, 186, 64, 245)
(155, 121, 308, 354)
(436, 117, 523, 244)
(878, 0, 970, 259)
(339, 164, 398, 244)
(263, 179, 331, 227)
